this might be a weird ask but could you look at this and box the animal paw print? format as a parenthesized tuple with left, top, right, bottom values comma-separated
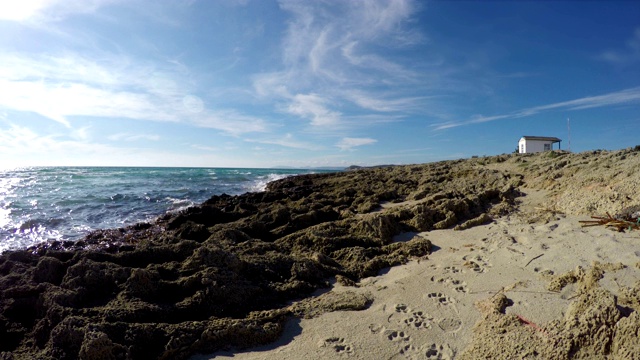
(399, 343, 422, 359)
(321, 337, 354, 354)
(427, 292, 455, 305)
(424, 343, 453, 359)
(462, 254, 491, 273)
(384, 329, 410, 342)
(403, 310, 432, 330)
(395, 303, 409, 313)
(431, 276, 468, 293)
(454, 284, 467, 293)
(443, 266, 461, 274)
(369, 324, 383, 334)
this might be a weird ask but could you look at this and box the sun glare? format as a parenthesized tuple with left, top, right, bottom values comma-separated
(0, 0, 50, 21)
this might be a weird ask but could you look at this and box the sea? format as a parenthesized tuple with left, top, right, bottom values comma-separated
(0, 167, 334, 253)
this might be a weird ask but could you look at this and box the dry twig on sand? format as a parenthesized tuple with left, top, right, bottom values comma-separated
(579, 212, 640, 232)
(524, 253, 544, 267)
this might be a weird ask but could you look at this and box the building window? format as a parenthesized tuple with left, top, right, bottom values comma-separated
(544, 143, 551, 151)
(520, 144, 524, 153)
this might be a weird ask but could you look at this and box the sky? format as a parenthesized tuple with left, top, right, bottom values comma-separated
(0, 0, 639, 169)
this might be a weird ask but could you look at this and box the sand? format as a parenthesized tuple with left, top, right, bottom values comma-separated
(3, 148, 640, 359)
(201, 187, 640, 359)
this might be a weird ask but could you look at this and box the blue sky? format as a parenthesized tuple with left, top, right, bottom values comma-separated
(0, 0, 639, 169)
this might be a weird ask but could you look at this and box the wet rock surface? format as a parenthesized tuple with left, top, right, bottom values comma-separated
(0, 160, 524, 359)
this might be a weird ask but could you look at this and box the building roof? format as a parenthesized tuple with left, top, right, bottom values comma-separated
(520, 136, 561, 143)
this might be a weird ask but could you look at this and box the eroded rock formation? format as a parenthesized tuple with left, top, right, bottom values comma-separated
(0, 160, 526, 359)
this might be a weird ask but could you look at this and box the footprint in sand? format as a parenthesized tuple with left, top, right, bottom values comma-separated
(369, 324, 384, 334)
(454, 284, 467, 293)
(395, 303, 409, 314)
(442, 266, 461, 274)
(424, 343, 454, 359)
(384, 329, 410, 342)
(320, 337, 354, 354)
(398, 343, 422, 359)
(374, 327, 426, 360)
(394, 303, 434, 330)
(426, 292, 455, 305)
(462, 254, 491, 273)
(437, 317, 462, 333)
(430, 276, 469, 293)
(403, 310, 433, 330)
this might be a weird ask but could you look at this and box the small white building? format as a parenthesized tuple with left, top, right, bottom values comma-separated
(518, 136, 561, 154)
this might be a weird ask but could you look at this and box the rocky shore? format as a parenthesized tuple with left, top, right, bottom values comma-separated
(2, 147, 640, 359)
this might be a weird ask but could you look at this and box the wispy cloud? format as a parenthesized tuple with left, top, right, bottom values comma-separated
(598, 28, 640, 65)
(336, 137, 377, 151)
(108, 133, 161, 142)
(0, 122, 237, 168)
(0, 52, 267, 134)
(190, 109, 268, 134)
(344, 90, 429, 112)
(254, 0, 425, 130)
(191, 144, 218, 152)
(340, 41, 419, 81)
(0, 123, 118, 168)
(287, 94, 340, 126)
(433, 87, 640, 130)
(245, 133, 321, 151)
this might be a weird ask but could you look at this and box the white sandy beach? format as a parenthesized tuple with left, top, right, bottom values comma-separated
(199, 188, 640, 359)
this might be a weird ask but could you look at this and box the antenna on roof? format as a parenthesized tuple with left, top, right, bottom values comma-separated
(567, 118, 571, 152)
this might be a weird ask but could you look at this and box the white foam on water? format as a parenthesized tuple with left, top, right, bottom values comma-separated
(0, 167, 332, 253)
(0, 207, 10, 229)
(248, 173, 295, 192)
(164, 197, 195, 213)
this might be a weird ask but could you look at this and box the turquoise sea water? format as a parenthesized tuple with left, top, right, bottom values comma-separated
(0, 167, 331, 253)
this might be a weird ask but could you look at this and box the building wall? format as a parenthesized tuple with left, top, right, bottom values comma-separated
(518, 139, 554, 153)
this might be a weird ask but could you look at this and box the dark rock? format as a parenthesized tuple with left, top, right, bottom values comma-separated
(174, 221, 211, 241)
(0, 158, 525, 360)
(33, 256, 66, 285)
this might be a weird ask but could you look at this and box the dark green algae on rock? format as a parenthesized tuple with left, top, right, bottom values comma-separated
(0, 161, 522, 360)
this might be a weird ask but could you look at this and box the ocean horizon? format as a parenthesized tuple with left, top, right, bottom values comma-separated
(0, 166, 338, 253)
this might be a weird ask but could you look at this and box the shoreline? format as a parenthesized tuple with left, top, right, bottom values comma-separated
(2, 148, 640, 359)
(0, 167, 329, 254)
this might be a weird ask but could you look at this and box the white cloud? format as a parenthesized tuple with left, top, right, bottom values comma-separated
(433, 87, 640, 130)
(0, 53, 267, 134)
(598, 28, 640, 65)
(344, 90, 425, 112)
(108, 133, 161, 142)
(0, 79, 171, 127)
(245, 133, 320, 150)
(0, 123, 117, 168)
(0, 0, 53, 21)
(252, 71, 291, 98)
(341, 41, 419, 81)
(254, 0, 423, 128)
(0, 122, 254, 169)
(191, 144, 219, 152)
(287, 94, 341, 126)
(336, 137, 377, 151)
(191, 110, 267, 134)
(0, 0, 121, 22)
